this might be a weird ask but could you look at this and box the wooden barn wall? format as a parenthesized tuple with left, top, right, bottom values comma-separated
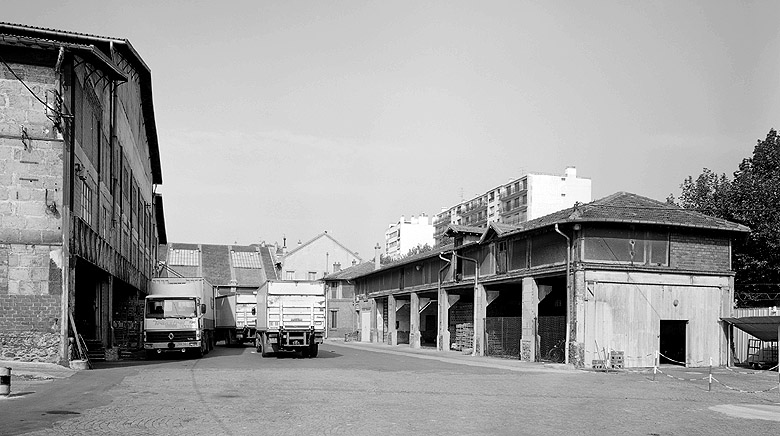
(578, 271, 731, 368)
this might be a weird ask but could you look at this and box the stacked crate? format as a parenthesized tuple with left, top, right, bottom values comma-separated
(452, 323, 474, 351)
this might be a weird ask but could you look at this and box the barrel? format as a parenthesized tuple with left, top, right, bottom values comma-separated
(0, 367, 10, 396)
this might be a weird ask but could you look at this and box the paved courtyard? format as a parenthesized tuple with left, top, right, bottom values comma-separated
(1, 341, 779, 435)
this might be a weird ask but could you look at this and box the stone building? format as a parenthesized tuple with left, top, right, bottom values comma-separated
(352, 192, 749, 368)
(0, 23, 165, 364)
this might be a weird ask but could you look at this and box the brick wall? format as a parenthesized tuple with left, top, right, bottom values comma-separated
(0, 243, 62, 362)
(670, 232, 731, 272)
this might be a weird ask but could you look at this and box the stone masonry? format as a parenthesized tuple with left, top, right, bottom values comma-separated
(0, 61, 65, 363)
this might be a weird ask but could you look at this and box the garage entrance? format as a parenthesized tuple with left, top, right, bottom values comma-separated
(537, 276, 566, 362)
(660, 320, 687, 366)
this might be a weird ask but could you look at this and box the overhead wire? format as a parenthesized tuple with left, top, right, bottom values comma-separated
(0, 52, 72, 119)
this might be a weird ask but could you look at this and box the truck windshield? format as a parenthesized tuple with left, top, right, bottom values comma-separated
(146, 299, 197, 318)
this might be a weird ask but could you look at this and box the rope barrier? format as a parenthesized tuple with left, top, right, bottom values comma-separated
(710, 377, 780, 394)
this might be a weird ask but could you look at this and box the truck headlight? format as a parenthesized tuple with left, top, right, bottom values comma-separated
(196, 330, 201, 340)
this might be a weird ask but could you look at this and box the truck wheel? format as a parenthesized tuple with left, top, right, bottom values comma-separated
(310, 344, 318, 358)
(145, 350, 157, 360)
(301, 348, 310, 358)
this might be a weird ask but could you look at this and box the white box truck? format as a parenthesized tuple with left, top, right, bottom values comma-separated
(255, 280, 326, 358)
(143, 277, 215, 358)
(215, 290, 257, 346)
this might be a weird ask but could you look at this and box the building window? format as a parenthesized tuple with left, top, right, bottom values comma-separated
(489, 191, 495, 201)
(285, 271, 295, 280)
(330, 310, 338, 329)
(80, 180, 92, 225)
(513, 198, 520, 208)
(308, 271, 317, 281)
(582, 227, 669, 266)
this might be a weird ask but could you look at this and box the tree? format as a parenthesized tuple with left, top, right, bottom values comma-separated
(405, 243, 433, 258)
(674, 129, 780, 306)
(728, 129, 780, 305)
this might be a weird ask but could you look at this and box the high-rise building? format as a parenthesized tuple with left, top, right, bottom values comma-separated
(433, 167, 591, 245)
(385, 215, 435, 259)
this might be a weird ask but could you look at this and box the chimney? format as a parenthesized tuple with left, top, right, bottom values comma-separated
(374, 243, 381, 270)
(565, 166, 576, 178)
(333, 262, 341, 272)
(352, 259, 357, 266)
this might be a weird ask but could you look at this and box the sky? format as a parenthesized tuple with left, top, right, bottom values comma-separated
(3, 1, 779, 258)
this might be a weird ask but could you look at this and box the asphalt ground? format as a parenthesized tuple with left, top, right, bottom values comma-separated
(0, 340, 778, 435)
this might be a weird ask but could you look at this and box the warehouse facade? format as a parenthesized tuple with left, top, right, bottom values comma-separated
(352, 192, 749, 368)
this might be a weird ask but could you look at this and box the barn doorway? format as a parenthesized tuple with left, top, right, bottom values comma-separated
(660, 320, 687, 366)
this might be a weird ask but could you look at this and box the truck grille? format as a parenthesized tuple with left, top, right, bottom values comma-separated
(147, 331, 196, 342)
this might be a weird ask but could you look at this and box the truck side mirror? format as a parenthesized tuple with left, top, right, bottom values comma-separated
(201, 304, 207, 314)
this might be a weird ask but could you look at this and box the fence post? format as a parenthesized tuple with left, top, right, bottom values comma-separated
(653, 350, 658, 382)
(708, 357, 712, 392)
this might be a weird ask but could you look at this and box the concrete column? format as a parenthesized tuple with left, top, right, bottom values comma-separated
(521, 277, 539, 361)
(387, 294, 398, 346)
(107, 275, 114, 349)
(473, 284, 487, 356)
(410, 292, 421, 349)
(571, 269, 587, 367)
(370, 298, 378, 343)
(437, 287, 449, 351)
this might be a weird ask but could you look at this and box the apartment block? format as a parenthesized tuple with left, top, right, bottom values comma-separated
(385, 214, 434, 260)
(433, 167, 591, 245)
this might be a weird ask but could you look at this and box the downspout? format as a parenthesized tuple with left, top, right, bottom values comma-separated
(59, 51, 77, 365)
(554, 223, 571, 365)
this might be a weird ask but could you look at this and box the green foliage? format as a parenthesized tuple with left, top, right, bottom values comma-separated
(675, 129, 780, 306)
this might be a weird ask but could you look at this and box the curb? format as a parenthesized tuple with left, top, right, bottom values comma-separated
(327, 340, 580, 374)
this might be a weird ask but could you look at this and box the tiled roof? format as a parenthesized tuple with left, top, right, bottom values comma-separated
(503, 191, 751, 236)
(444, 225, 485, 236)
(324, 262, 376, 281)
(161, 243, 272, 287)
(259, 246, 279, 280)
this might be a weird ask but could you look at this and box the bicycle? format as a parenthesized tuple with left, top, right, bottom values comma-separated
(545, 339, 566, 363)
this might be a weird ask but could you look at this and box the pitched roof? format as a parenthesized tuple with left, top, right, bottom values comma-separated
(444, 224, 485, 236)
(324, 262, 376, 281)
(160, 243, 272, 287)
(283, 231, 361, 260)
(504, 191, 751, 236)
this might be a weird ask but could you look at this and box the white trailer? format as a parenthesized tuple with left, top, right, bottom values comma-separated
(143, 277, 215, 358)
(215, 291, 257, 346)
(255, 281, 326, 358)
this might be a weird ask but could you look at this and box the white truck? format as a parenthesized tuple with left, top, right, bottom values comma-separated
(143, 277, 215, 358)
(255, 280, 326, 358)
(215, 290, 257, 346)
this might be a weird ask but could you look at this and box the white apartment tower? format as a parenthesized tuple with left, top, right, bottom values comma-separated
(433, 167, 591, 245)
(385, 215, 435, 259)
